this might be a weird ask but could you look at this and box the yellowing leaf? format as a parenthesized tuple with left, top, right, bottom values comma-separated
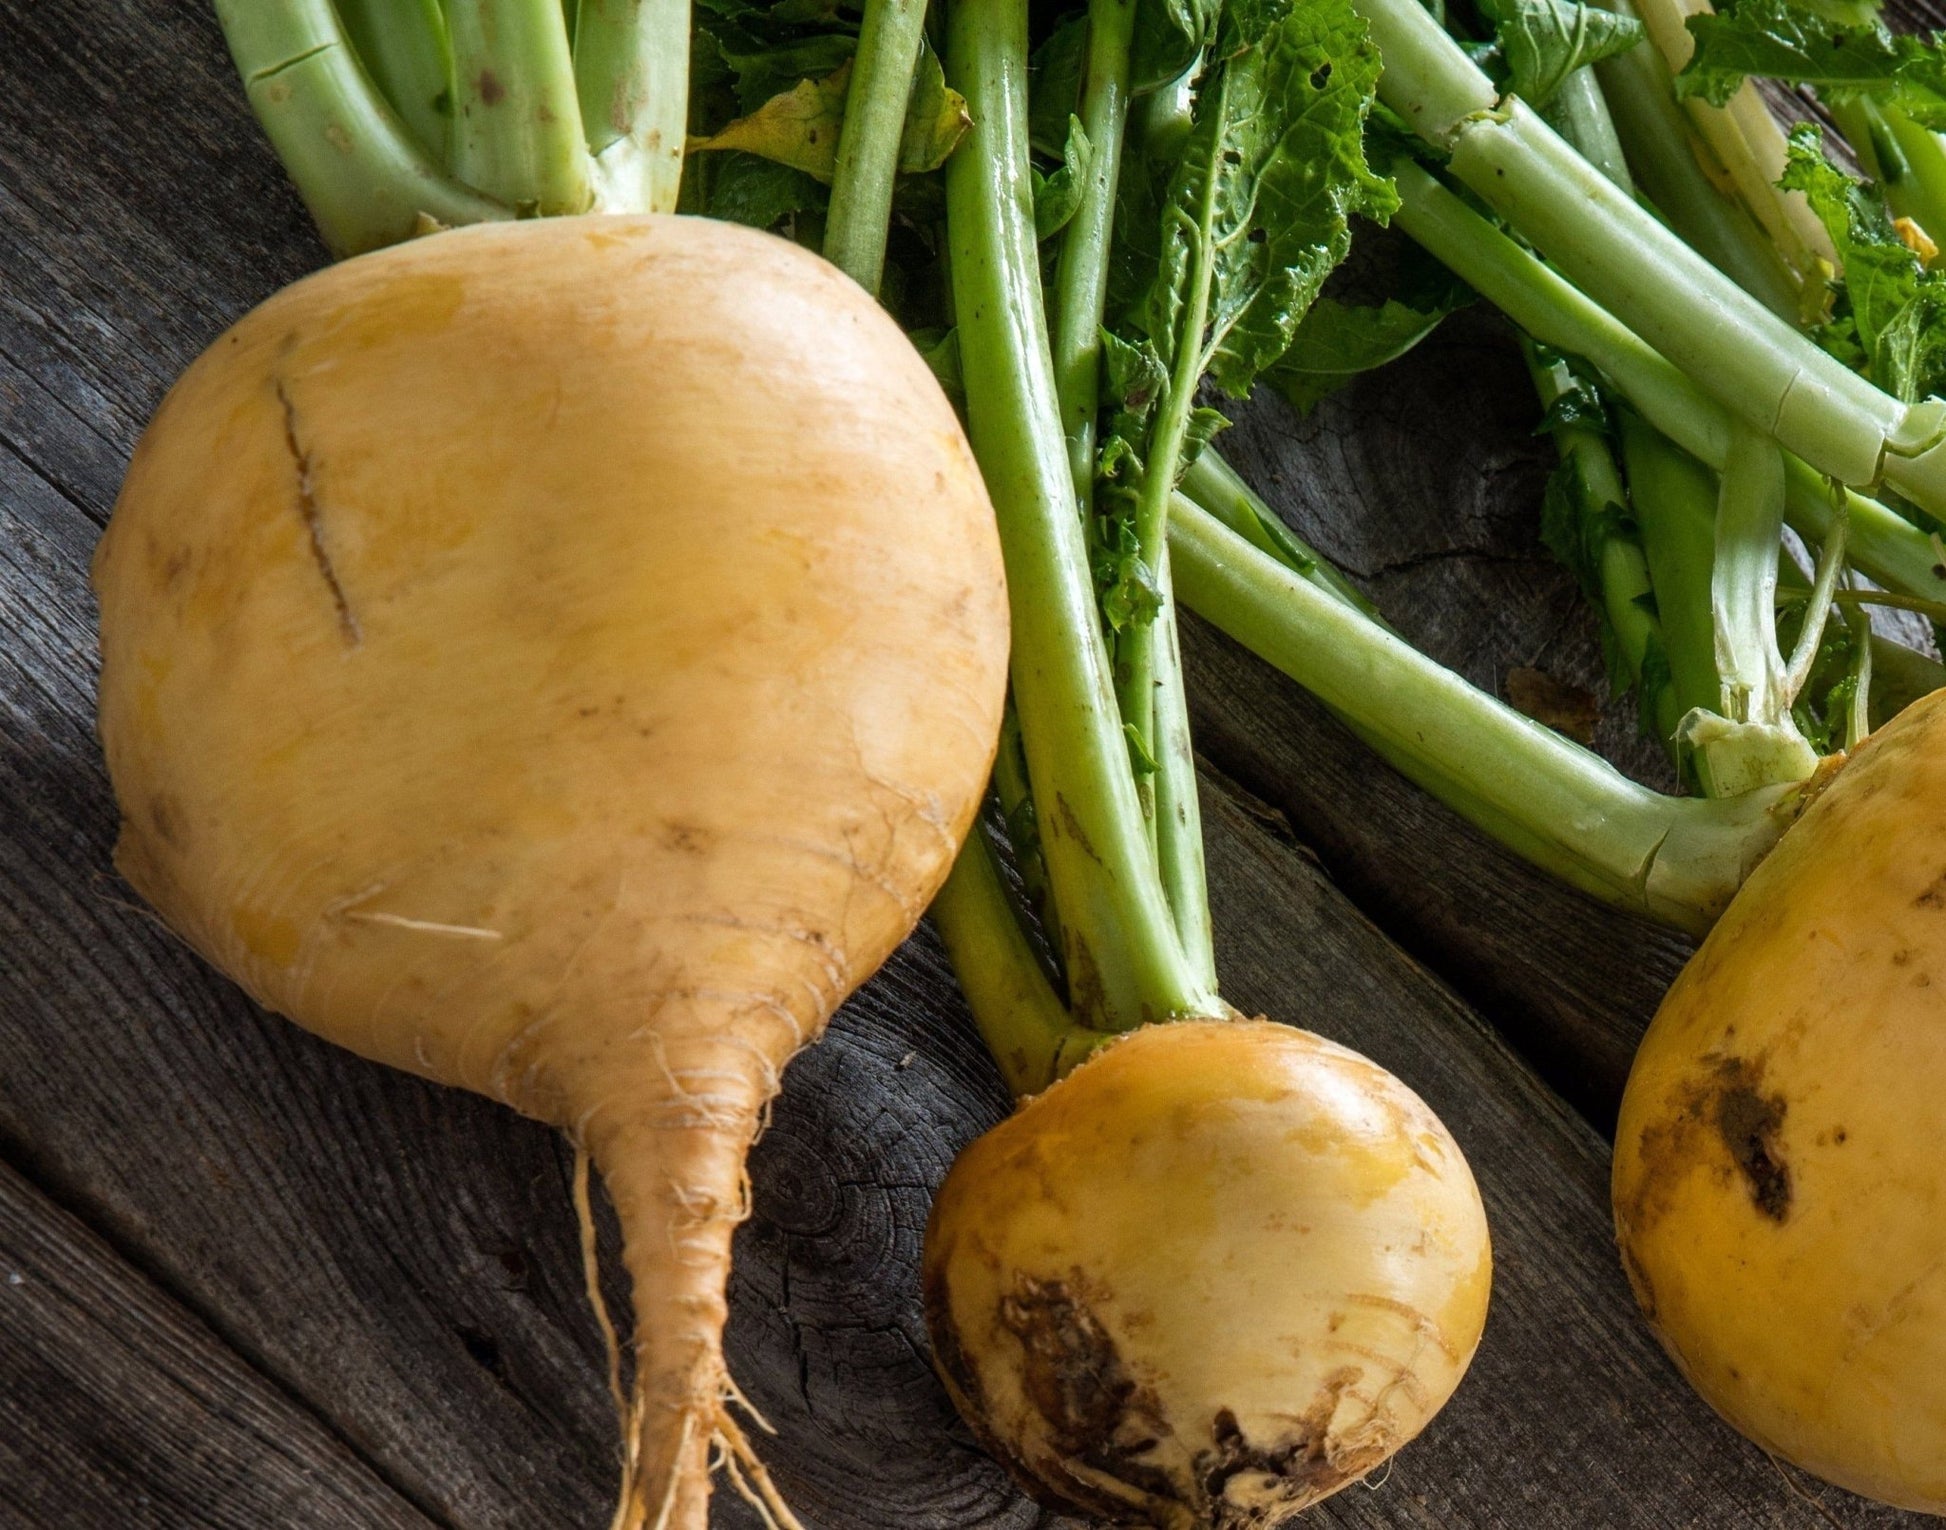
(899, 42, 972, 175)
(691, 64, 851, 179)
(690, 46, 969, 183)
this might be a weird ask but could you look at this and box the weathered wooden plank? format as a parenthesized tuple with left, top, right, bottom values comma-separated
(0, 1154, 436, 1530)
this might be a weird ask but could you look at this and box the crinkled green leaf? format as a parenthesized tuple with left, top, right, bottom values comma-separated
(1269, 294, 1459, 412)
(1029, 16, 1090, 157)
(1180, 405, 1231, 469)
(1098, 432, 1143, 482)
(1034, 115, 1095, 239)
(1781, 124, 1946, 399)
(1536, 383, 1611, 434)
(716, 30, 859, 110)
(706, 151, 828, 227)
(1482, 0, 1645, 108)
(1101, 329, 1169, 416)
(1132, 0, 1223, 94)
(1679, 0, 1946, 125)
(1137, 0, 1399, 399)
(1088, 475, 1164, 633)
(1093, 0, 1391, 656)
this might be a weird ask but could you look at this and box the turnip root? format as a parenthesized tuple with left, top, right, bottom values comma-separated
(1613, 690, 1946, 1513)
(92, 215, 1009, 1528)
(922, 1019, 1492, 1526)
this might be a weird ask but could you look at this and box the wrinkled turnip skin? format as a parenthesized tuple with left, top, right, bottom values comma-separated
(922, 1019, 1492, 1528)
(93, 215, 1009, 1527)
(1614, 690, 1946, 1514)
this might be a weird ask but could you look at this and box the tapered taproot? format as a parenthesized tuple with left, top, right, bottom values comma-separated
(93, 214, 1009, 1526)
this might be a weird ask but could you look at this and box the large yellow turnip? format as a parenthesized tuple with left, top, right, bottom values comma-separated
(92, 215, 1009, 1527)
(1614, 690, 1946, 1512)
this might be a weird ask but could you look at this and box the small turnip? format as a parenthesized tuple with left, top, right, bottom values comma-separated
(922, 1018, 1492, 1526)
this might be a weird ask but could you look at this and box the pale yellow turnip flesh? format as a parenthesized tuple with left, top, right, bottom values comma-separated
(1614, 689, 1946, 1513)
(922, 1018, 1492, 1528)
(92, 214, 1009, 1528)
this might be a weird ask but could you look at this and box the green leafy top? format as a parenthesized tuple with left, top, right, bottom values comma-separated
(1132, 0, 1224, 93)
(1089, 0, 1395, 662)
(1679, 0, 1946, 125)
(1782, 123, 1946, 400)
(1135, 0, 1399, 399)
(1478, 0, 1645, 109)
(1268, 236, 1471, 412)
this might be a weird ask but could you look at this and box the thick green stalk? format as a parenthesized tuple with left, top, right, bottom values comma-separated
(1118, 60, 1229, 774)
(1623, 0, 1832, 281)
(572, 0, 692, 212)
(1616, 410, 1723, 723)
(1687, 424, 1819, 795)
(1826, 96, 1944, 243)
(1050, 0, 1138, 499)
(930, 833, 1111, 1096)
(1845, 601, 1876, 748)
(1529, 64, 1691, 747)
(1589, 7, 1800, 319)
(1172, 477, 1670, 857)
(1882, 111, 1946, 248)
(1452, 101, 1900, 485)
(1711, 427, 1795, 714)
(214, 0, 507, 256)
(1542, 68, 1632, 192)
(1526, 348, 1685, 744)
(1621, 419, 1940, 731)
(1354, 0, 1946, 509)
(1171, 503, 1801, 933)
(1390, 162, 1946, 600)
(334, 0, 454, 162)
(944, 0, 1217, 1029)
(1183, 453, 1381, 620)
(825, 0, 933, 291)
(1039, 0, 1213, 979)
(446, 0, 591, 213)
(1150, 548, 1215, 991)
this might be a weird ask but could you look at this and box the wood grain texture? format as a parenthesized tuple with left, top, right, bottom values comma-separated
(0, 1157, 435, 1530)
(0, 1, 1931, 1527)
